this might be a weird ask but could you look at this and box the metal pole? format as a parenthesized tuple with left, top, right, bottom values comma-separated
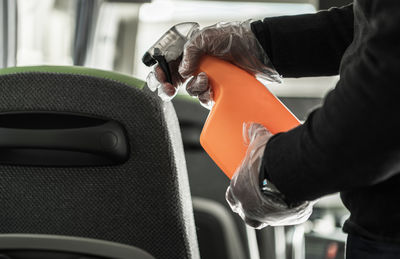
(73, 0, 102, 66)
(0, 0, 17, 68)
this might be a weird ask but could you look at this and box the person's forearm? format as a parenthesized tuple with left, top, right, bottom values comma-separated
(261, 1, 400, 203)
(251, 4, 354, 78)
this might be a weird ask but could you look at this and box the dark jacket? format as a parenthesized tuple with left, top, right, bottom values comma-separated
(252, 0, 400, 243)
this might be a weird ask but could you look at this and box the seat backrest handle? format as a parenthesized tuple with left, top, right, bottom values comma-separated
(0, 112, 129, 166)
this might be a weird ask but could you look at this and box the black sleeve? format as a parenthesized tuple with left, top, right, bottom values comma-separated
(262, 1, 400, 203)
(251, 4, 354, 77)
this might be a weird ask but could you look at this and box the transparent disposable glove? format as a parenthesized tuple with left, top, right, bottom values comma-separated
(148, 20, 281, 108)
(226, 123, 315, 229)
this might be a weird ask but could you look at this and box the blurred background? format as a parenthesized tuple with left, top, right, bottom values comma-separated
(1, 0, 352, 259)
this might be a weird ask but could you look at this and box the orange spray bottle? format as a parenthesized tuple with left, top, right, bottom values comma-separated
(143, 23, 300, 179)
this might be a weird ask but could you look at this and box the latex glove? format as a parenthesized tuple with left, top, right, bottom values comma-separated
(147, 56, 188, 102)
(226, 123, 314, 229)
(148, 20, 281, 108)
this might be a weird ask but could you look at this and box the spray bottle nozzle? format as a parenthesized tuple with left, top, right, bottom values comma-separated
(142, 22, 200, 84)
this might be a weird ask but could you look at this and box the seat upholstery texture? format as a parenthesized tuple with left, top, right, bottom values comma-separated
(0, 72, 199, 259)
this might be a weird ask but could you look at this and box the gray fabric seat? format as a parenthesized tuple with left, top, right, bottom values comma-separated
(0, 67, 200, 259)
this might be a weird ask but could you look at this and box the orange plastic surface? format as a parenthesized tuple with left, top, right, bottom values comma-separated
(199, 56, 301, 179)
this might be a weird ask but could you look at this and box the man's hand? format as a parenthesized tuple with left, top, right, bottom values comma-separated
(147, 57, 186, 101)
(148, 20, 280, 108)
(226, 123, 314, 229)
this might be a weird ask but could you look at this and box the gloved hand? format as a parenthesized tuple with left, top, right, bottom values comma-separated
(226, 123, 314, 229)
(148, 20, 281, 108)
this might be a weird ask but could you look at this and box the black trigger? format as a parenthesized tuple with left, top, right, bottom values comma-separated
(153, 55, 173, 85)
